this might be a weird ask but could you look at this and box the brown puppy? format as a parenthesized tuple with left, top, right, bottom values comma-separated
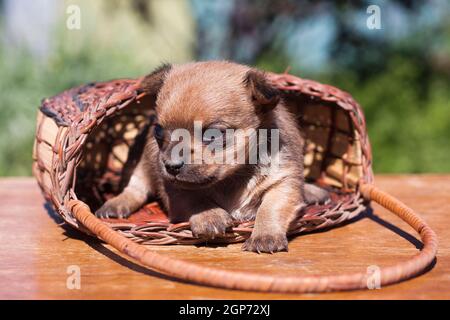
(96, 61, 328, 253)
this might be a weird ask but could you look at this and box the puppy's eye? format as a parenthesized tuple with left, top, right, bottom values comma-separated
(154, 124, 164, 142)
(203, 128, 224, 145)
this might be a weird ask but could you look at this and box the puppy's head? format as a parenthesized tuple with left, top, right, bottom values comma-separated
(141, 61, 281, 189)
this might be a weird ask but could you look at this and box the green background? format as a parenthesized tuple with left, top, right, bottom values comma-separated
(0, 0, 449, 176)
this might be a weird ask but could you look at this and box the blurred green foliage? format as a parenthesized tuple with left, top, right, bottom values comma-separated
(255, 16, 450, 173)
(0, 45, 153, 176)
(258, 56, 450, 173)
(0, 0, 193, 176)
(0, 0, 449, 176)
(328, 58, 450, 173)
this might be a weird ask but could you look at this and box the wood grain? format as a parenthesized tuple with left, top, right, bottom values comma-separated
(0, 175, 448, 299)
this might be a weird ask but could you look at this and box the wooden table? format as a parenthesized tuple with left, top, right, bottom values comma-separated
(0, 175, 448, 299)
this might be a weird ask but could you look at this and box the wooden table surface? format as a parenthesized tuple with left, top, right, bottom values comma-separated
(0, 175, 449, 300)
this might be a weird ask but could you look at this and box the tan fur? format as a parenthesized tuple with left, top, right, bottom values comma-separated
(96, 61, 329, 253)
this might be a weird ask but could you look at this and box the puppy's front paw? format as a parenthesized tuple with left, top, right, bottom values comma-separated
(95, 196, 135, 219)
(190, 210, 234, 240)
(242, 232, 288, 253)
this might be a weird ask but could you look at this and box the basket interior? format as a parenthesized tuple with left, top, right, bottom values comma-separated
(285, 95, 363, 189)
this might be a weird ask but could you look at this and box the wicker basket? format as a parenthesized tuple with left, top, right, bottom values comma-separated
(33, 71, 437, 293)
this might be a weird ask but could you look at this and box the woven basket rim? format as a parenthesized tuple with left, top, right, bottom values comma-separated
(35, 71, 373, 236)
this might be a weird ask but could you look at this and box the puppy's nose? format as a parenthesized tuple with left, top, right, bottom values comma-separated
(164, 159, 184, 175)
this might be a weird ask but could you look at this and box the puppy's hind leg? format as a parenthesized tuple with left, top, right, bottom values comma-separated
(96, 161, 153, 219)
(304, 183, 330, 204)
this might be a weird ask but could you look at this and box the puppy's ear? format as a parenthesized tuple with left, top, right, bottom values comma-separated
(140, 63, 172, 99)
(244, 70, 280, 113)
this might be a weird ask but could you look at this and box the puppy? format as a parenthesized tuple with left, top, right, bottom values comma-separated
(96, 61, 328, 253)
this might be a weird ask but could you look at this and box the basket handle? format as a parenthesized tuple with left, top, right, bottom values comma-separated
(68, 183, 438, 293)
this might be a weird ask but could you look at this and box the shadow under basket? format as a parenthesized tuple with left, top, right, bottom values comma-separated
(33, 72, 438, 293)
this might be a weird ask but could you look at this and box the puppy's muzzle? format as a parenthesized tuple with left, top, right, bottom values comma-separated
(164, 159, 184, 176)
